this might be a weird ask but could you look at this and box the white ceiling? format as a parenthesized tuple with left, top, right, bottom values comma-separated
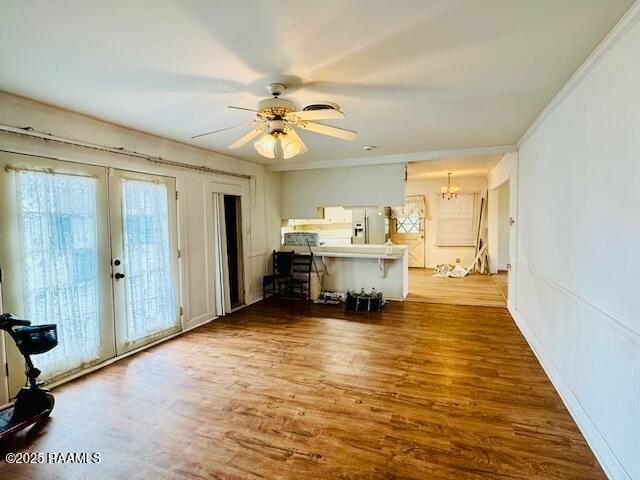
(408, 155, 503, 180)
(0, 0, 633, 168)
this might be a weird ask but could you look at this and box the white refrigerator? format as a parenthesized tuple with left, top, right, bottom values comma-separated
(351, 207, 387, 244)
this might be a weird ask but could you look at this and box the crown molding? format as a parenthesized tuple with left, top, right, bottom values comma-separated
(0, 90, 267, 169)
(267, 144, 517, 172)
(517, 0, 640, 147)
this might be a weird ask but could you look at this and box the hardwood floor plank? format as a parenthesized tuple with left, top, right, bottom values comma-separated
(407, 268, 507, 307)
(0, 301, 603, 479)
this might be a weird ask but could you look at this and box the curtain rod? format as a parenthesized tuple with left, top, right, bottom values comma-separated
(0, 124, 252, 180)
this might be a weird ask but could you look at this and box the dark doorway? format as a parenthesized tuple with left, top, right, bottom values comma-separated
(223, 194, 243, 308)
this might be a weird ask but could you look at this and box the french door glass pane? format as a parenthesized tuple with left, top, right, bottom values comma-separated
(121, 179, 176, 341)
(17, 171, 100, 378)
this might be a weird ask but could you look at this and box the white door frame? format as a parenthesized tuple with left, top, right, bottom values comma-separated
(109, 168, 181, 355)
(487, 154, 519, 309)
(210, 180, 251, 316)
(507, 157, 518, 310)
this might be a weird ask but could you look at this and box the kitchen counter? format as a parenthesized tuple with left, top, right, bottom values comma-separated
(280, 244, 409, 300)
(281, 244, 406, 258)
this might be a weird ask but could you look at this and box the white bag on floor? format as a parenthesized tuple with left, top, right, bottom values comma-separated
(432, 264, 468, 278)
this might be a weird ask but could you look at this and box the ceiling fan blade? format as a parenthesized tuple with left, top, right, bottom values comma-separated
(287, 109, 345, 121)
(286, 127, 308, 154)
(227, 105, 258, 113)
(228, 125, 266, 149)
(297, 121, 357, 141)
(191, 121, 257, 139)
(228, 105, 274, 118)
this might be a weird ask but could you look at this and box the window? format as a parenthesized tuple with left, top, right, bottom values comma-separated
(391, 195, 426, 234)
(436, 192, 477, 246)
(17, 170, 101, 378)
(395, 215, 422, 233)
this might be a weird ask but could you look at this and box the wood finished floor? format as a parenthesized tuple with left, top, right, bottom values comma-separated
(407, 268, 507, 308)
(492, 272, 509, 303)
(0, 301, 603, 479)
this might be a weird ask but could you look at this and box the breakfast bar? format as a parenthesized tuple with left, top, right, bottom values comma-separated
(280, 244, 409, 300)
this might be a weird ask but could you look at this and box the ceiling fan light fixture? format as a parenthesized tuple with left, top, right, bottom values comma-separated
(254, 133, 276, 159)
(192, 81, 356, 159)
(280, 132, 301, 159)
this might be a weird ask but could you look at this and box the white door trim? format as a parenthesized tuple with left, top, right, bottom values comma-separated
(108, 168, 181, 355)
(210, 180, 251, 314)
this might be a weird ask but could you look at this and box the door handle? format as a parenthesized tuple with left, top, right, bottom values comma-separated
(114, 273, 125, 280)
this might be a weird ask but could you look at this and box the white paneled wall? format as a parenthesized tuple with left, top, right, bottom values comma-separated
(0, 92, 282, 404)
(181, 176, 216, 330)
(514, 264, 640, 480)
(515, 5, 640, 479)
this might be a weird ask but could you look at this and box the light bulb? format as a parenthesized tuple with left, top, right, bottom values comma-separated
(254, 133, 276, 158)
(280, 133, 301, 159)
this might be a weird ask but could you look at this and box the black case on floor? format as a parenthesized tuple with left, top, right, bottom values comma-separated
(344, 292, 384, 312)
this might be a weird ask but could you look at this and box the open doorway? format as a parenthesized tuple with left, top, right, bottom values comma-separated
(223, 195, 244, 309)
(402, 155, 508, 308)
(493, 181, 510, 301)
(213, 190, 245, 315)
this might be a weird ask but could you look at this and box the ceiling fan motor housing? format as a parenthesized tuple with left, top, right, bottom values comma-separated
(257, 97, 295, 118)
(269, 119, 285, 134)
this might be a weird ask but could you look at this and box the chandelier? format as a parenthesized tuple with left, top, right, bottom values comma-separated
(441, 172, 460, 200)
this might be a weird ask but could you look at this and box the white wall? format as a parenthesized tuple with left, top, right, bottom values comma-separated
(497, 181, 510, 270)
(487, 152, 517, 276)
(0, 92, 281, 404)
(487, 152, 516, 190)
(406, 176, 487, 268)
(279, 163, 406, 219)
(513, 6, 640, 479)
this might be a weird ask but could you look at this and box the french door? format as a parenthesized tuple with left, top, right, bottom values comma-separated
(109, 169, 180, 354)
(0, 154, 179, 395)
(0, 154, 116, 395)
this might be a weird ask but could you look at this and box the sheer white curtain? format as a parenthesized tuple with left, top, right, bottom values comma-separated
(121, 179, 176, 341)
(391, 195, 428, 219)
(17, 171, 100, 379)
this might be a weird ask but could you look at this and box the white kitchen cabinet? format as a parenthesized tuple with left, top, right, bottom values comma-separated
(324, 207, 352, 224)
(287, 207, 352, 225)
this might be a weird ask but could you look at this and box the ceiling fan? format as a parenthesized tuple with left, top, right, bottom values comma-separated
(191, 83, 357, 159)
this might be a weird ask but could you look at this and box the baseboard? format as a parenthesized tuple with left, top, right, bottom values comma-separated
(508, 305, 630, 480)
(244, 294, 264, 307)
(43, 315, 216, 394)
(182, 314, 217, 332)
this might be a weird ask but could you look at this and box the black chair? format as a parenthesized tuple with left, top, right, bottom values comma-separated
(263, 250, 294, 302)
(279, 253, 313, 306)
